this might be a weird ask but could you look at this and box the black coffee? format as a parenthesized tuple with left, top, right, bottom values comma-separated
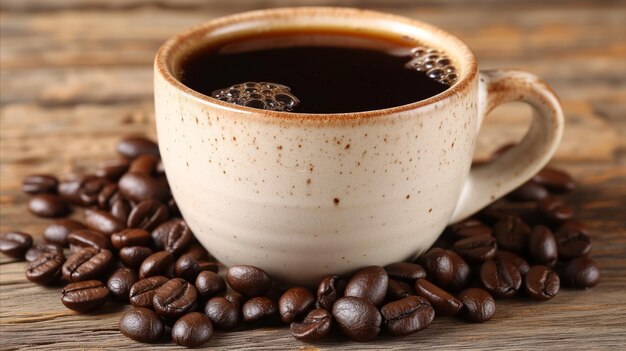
(179, 31, 456, 113)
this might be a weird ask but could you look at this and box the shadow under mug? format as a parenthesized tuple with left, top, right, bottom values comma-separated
(154, 7, 564, 286)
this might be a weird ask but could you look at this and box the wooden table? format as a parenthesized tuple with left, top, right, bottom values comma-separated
(1, 1, 625, 349)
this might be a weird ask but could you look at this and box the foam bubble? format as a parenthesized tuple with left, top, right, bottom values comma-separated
(211, 82, 300, 112)
(406, 46, 458, 85)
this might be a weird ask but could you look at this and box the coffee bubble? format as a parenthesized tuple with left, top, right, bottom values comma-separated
(405, 47, 457, 85)
(212, 82, 300, 112)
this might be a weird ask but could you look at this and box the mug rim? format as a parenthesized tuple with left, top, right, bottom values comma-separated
(155, 7, 478, 121)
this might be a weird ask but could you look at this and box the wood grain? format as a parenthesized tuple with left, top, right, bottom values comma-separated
(1, 1, 625, 350)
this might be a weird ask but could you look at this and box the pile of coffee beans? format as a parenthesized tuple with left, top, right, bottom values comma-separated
(0, 138, 600, 347)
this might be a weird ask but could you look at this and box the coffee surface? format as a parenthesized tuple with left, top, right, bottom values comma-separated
(179, 32, 453, 113)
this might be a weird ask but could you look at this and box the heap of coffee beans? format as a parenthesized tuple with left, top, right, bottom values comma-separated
(0, 137, 600, 347)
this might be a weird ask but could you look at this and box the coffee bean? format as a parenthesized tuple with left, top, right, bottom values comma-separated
(25, 252, 65, 285)
(555, 225, 591, 260)
(332, 296, 381, 342)
(524, 265, 560, 301)
(562, 256, 600, 289)
(62, 247, 113, 282)
(384, 262, 427, 281)
(227, 265, 272, 297)
(0, 231, 33, 258)
(316, 275, 346, 310)
(78, 177, 112, 207)
(107, 267, 138, 302)
(494, 250, 530, 276)
(479, 260, 521, 298)
(139, 251, 174, 279)
(278, 287, 315, 323)
(61, 280, 109, 312)
(22, 174, 58, 194)
(58, 174, 96, 204)
(25, 243, 64, 262)
(153, 278, 198, 319)
(119, 246, 153, 269)
(164, 220, 193, 256)
(68, 229, 111, 251)
(172, 312, 213, 347)
(419, 248, 469, 291)
(457, 288, 496, 323)
(127, 199, 169, 231)
(84, 208, 126, 236)
(386, 279, 414, 301)
(493, 216, 530, 253)
(198, 261, 219, 273)
(381, 295, 434, 336)
(129, 275, 169, 308)
(538, 198, 574, 223)
(174, 255, 200, 281)
(129, 154, 159, 175)
(242, 296, 277, 323)
(111, 228, 151, 250)
(204, 297, 240, 330)
(28, 194, 70, 218)
(533, 167, 575, 192)
(414, 278, 463, 316)
(528, 226, 558, 265)
(150, 219, 179, 250)
(94, 158, 130, 181)
(290, 308, 332, 342)
(117, 136, 160, 159)
(111, 198, 132, 223)
(44, 219, 85, 247)
(195, 271, 226, 298)
(119, 307, 164, 343)
(119, 172, 169, 203)
(344, 266, 388, 306)
(450, 219, 492, 238)
(183, 243, 210, 262)
(223, 291, 244, 310)
(453, 235, 497, 263)
(507, 180, 549, 202)
(97, 183, 123, 210)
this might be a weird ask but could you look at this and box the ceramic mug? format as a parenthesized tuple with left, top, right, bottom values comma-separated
(154, 7, 563, 286)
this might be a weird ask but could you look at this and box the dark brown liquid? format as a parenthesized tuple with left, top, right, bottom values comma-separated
(179, 32, 453, 114)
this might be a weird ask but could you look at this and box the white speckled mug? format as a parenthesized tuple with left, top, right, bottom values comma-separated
(154, 7, 564, 285)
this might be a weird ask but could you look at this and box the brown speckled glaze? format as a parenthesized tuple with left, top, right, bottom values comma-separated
(154, 7, 563, 286)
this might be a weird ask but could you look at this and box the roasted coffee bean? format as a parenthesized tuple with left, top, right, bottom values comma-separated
(381, 295, 434, 336)
(78, 177, 111, 207)
(68, 229, 111, 251)
(480, 260, 522, 298)
(129, 154, 159, 175)
(164, 220, 193, 256)
(153, 278, 198, 319)
(117, 136, 160, 159)
(223, 291, 245, 310)
(344, 266, 388, 306)
(457, 288, 496, 323)
(119, 246, 153, 269)
(555, 225, 592, 260)
(0, 231, 33, 258)
(25, 252, 65, 285)
(227, 265, 272, 298)
(58, 174, 96, 204)
(172, 312, 213, 347)
(44, 219, 85, 247)
(419, 248, 470, 291)
(316, 275, 346, 310)
(386, 279, 414, 301)
(62, 247, 113, 282)
(195, 271, 226, 298)
(431, 236, 452, 249)
(507, 180, 549, 202)
(119, 172, 169, 203)
(129, 275, 169, 308)
(28, 194, 70, 218)
(493, 216, 530, 253)
(111, 198, 132, 223)
(139, 251, 174, 279)
(494, 250, 530, 276)
(119, 307, 164, 343)
(204, 297, 239, 330)
(150, 219, 178, 250)
(533, 167, 575, 192)
(183, 243, 210, 262)
(107, 267, 138, 302)
(524, 265, 560, 301)
(384, 262, 427, 281)
(453, 235, 497, 263)
(61, 280, 109, 312)
(278, 287, 315, 323)
(97, 183, 123, 210)
(22, 174, 58, 194)
(450, 219, 492, 238)
(538, 198, 574, 223)
(332, 296, 381, 342)
(529, 225, 558, 265)
(562, 256, 600, 289)
(290, 308, 332, 342)
(414, 278, 463, 316)
(111, 228, 150, 250)
(84, 208, 125, 236)
(174, 254, 200, 281)
(25, 243, 63, 262)
(198, 260, 219, 273)
(127, 200, 169, 231)
(242, 296, 277, 323)
(95, 158, 130, 181)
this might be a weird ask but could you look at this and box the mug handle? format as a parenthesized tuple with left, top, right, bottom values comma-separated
(449, 69, 564, 223)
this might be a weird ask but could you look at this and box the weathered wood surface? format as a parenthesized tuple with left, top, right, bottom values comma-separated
(1, 1, 625, 350)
